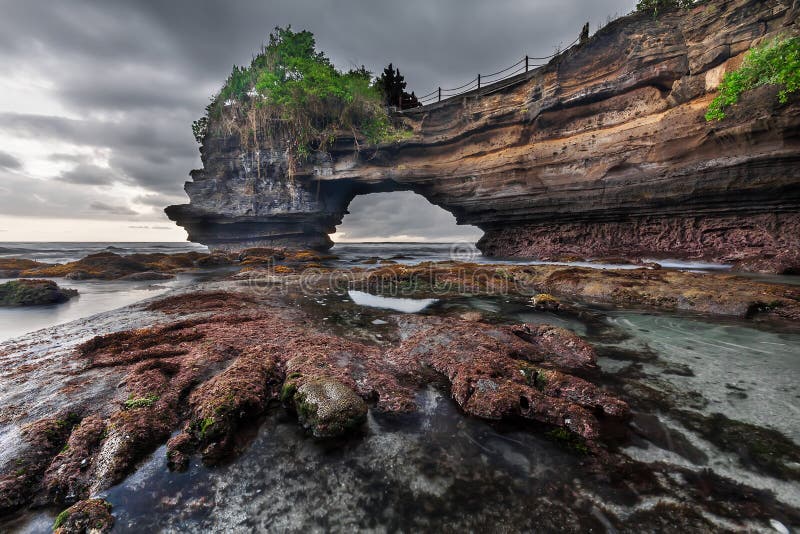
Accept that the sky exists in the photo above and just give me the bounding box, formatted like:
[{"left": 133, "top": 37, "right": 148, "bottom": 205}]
[{"left": 0, "top": 0, "right": 636, "bottom": 243}]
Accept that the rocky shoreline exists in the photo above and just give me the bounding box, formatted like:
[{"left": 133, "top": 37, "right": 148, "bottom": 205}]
[{"left": 0, "top": 250, "right": 799, "bottom": 531}]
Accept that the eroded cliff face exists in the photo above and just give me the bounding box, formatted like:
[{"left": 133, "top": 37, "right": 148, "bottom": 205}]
[{"left": 167, "top": 0, "right": 800, "bottom": 271}]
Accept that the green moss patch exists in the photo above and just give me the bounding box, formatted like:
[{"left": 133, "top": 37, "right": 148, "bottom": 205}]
[
  {"left": 0, "top": 279, "right": 77, "bottom": 307},
  {"left": 123, "top": 394, "right": 159, "bottom": 410}
]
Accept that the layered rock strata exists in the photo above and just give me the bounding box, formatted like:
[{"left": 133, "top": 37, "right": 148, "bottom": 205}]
[{"left": 167, "top": 0, "right": 800, "bottom": 270}]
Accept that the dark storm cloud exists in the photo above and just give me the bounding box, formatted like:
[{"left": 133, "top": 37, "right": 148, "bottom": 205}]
[
  {"left": 0, "top": 112, "right": 196, "bottom": 195},
  {"left": 89, "top": 201, "right": 139, "bottom": 216},
  {"left": 0, "top": 151, "right": 22, "bottom": 171},
  {"left": 0, "top": 0, "right": 636, "bottom": 235},
  {"left": 56, "top": 164, "right": 115, "bottom": 185},
  {"left": 0, "top": 170, "right": 142, "bottom": 220}
]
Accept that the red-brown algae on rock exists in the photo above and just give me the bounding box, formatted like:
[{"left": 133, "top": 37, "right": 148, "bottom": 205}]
[
  {"left": 172, "top": 345, "right": 280, "bottom": 465},
  {"left": 52, "top": 498, "right": 114, "bottom": 534},
  {"left": 39, "top": 415, "right": 107, "bottom": 506},
  {"left": 0, "top": 413, "right": 80, "bottom": 515},
  {"left": 386, "top": 317, "right": 629, "bottom": 440}
]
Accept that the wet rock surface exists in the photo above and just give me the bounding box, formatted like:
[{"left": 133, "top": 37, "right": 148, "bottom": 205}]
[
  {"left": 52, "top": 498, "right": 114, "bottom": 534},
  {"left": 339, "top": 261, "right": 800, "bottom": 321},
  {"left": 0, "top": 280, "right": 78, "bottom": 307},
  {"left": 0, "top": 256, "right": 798, "bottom": 531},
  {"left": 292, "top": 378, "right": 368, "bottom": 438},
  {"left": 0, "top": 281, "right": 628, "bottom": 521}
]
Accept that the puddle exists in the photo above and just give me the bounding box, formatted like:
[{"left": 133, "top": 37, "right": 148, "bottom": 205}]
[{"left": 347, "top": 290, "right": 437, "bottom": 313}]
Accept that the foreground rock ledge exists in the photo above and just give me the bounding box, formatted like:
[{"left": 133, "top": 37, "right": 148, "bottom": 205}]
[
  {"left": 0, "top": 284, "right": 628, "bottom": 519},
  {"left": 167, "top": 0, "right": 800, "bottom": 273},
  {"left": 1, "top": 259, "right": 799, "bottom": 528}
]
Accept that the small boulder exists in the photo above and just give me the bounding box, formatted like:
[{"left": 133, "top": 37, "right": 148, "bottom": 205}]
[
  {"left": 292, "top": 378, "right": 368, "bottom": 438},
  {"left": 0, "top": 279, "right": 78, "bottom": 306},
  {"left": 531, "top": 293, "right": 560, "bottom": 311},
  {"left": 53, "top": 498, "right": 114, "bottom": 534},
  {"left": 64, "top": 271, "right": 92, "bottom": 281}
]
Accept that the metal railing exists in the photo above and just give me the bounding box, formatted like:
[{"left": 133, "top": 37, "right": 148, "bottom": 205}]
[{"left": 410, "top": 36, "right": 582, "bottom": 109}]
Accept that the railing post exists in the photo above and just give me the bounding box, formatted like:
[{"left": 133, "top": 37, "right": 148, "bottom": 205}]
[
  {"left": 438, "top": 87, "right": 441, "bottom": 102},
  {"left": 525, "top": 55, "right": 529, "bottom": 72},
  {"left": 477, "top": 74, "right": 481, "bottom": 89}
]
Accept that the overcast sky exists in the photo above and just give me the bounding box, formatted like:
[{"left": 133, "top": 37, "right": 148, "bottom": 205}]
[{"left": 0, "top": 0, "right": 636, "bottom": 243}]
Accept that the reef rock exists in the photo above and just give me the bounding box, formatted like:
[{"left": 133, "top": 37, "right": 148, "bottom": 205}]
[
  {"left": 167, "top": 0, "right": 800, "bottom": 272},
  {"left": 53, "top": 498, "right": 114, "bottom": 534},
  {"left": 291, "top": 378, "right": 368, "bottom": 438},
  {"left": 0, "top": 279, "right": 77, "bottom": 307}
]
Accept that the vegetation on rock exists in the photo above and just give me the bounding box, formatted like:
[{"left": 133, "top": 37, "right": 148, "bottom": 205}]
[
  {"left": 291, "top": 378, "right": 368, "bottom": 438},
  {"left": 123, "top": 394, "right": 159, "bottom": 410},
  {"left": 635, "top": 0, "right": 694, "bottom": 17},
  {"left": 197, "top": 26, "right": 411, "bottom": 167},
  {"left": 0, "top": 279, "right": 77, "bottom": 307},
  {"left": 52, "top": 499, "right": 114, "bottom": 534},
  {"left": 0, "top": 258, "right": 47, "bottom": 278},
  {"left": 376, "top": 63, "right": 419, "bottom": 109},
  {"left": 706, "top": 36, "right": 800, "bottom": 121}
]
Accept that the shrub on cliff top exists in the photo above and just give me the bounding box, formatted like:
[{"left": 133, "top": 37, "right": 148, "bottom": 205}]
[
  {"left": 198, "top": 27, "right": 407, "bottom": 168},
  {"left": 636, "top": 0, "right": 694, "bottom": 17},
  {"left": 706, "top": 36, "right": 800, "bottom": 121}
]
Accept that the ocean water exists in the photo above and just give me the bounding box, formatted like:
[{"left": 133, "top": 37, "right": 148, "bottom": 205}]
[
  {"left": 0, "top": 274, "right": 203, "bottom": 342},
  {"left": 0, "top": 242, "right": 208, "bottom": 264},
  {"left": 0, "top": 243, "right": 209, "bottom": 343}
]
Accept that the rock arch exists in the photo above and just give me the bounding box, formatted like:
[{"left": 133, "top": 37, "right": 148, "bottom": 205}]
[{"left": 167, "top": 0, "right": 800, "bottom": 271}]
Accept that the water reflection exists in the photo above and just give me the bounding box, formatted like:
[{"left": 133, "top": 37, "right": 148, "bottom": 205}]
[{"left": 347, "top": 290, "right": 437, "bottom": 313}]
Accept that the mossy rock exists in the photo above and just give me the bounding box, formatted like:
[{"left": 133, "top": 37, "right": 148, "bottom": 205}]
[
  {"left": 531, "top": 293, "right": 560, "bottom": 311},
  {"left": 292, "top": 378, "right": 367, "bottom": 438},
  {"left": 0, "top": 279, "right": 78, "bottom": 307},
  {"left": 53, "top": 498, "right": 114, "bottom": 533}
]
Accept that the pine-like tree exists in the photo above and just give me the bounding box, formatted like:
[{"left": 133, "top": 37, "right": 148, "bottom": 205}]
[{"left": 376, "top": 64, "right": 418, "bottom": 109}]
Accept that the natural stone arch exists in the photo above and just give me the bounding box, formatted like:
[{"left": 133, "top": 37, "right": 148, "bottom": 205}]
[
  {"left": 167, "top": 0, "right": 800, "bottom": 272},
  {"left": 333, "top": 190, "right": 484, "bottom": 243}
]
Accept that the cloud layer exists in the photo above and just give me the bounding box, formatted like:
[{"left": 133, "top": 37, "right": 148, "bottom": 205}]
[{"left": 0, "top": 0, "right": 636, "bottom": 242}]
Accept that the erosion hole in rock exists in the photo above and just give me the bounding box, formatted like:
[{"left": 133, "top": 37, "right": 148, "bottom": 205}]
[{"left": 332, "top": 191, "right": 483, "bottom": 244}]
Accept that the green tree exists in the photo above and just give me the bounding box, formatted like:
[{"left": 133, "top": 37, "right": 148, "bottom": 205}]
[
  {"left": 198, "top": 27, "right": 409, "bottom": 161},
  {"left": 636, "top": 0, "right": 694, "bottom": 17},
  {"left": 376, "top": 64, "right": 419, "bottom": 109}
]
